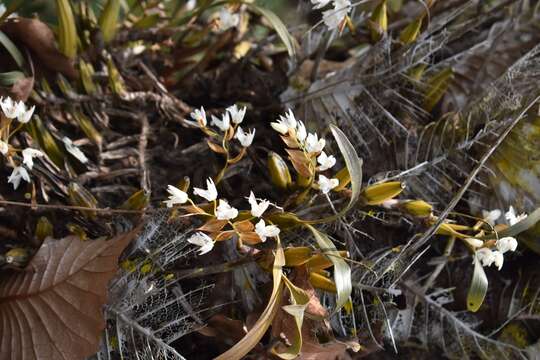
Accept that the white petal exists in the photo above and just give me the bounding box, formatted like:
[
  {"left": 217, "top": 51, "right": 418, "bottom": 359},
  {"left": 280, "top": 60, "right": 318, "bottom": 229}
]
[
  {"left": 496, "top": 237, "right": 518, "bottom": 253},
  {"left": 318, "top": 174, "right": 339, "bottom": 194},
  {"left": 63, "top": 137, "right": 88, "bottom": 163},
  {"left": 164, "top": 185, "right": 188, "bottom": 207},
  {"left": 317, "top": 151, "right": 336, "bottom": 171},
  {"left": 193, "top": 178, "right": 218, "bottom": 201},
  {"left": 248, "top": 191, "right": 270, "bottom": 218},
  {"left": 17, "top": 105, "right": 35, "bottom": 123},
  {"left": 492, "top": 251, "right": 504, "bottom": 270},
  {"left": 464, "top": 238, "right": 484, "bottom": 248},
  {"left": 271, "top": 121, "right": 288, "bottom": 135},
  {"left": 216, "top": 199, "right": 238, "bottom": 220},
  {"left": 22, "top": 148, "right": 44, "bottom": 170},
  {"left": 0, "top": 140, "right": 8, "bottom": 155}
]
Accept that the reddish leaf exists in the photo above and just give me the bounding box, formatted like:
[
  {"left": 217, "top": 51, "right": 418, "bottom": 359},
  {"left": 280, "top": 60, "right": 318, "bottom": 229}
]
[
  {"left": 1, "top": 18, "right": 77, "bottom": 79},
  {"left": 0, "top": 229, "right": 139, "bottom": 359}
]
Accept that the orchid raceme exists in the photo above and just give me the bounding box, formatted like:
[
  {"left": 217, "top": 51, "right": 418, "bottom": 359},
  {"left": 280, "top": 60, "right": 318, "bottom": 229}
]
[
  {"left": 164, "top": 185, "right": 189, "bottom": 207},
  {"left": 227, "top": 104, "right": 246, "bottom": 124},
  {"left": 63, "top": 137, "right": 89, "bottom": 163},
  {"left": 235, "top": 127, "right": 255, "bottom": 147},
  {"left": 187, "top": 232, "right": 215, "bottom": 255},
  {"left": 215, "top": 199, "right": 238, "bottom": 220},
  {"left": 248, "top": 191, "right": 270, "bottom": 217},
  {"left": 318, "top": 174, "right": 339, "bottom": 194},
  {"left": 317, "top": 151, "right": 336, "bottom": 171},
  {"left": 193, "top": 178, "right": 218, "bottom": 201},
  {"left": 255, "top": 219, "right": 280, "bottom": 242},
  {"left": 22, "top": 148, "right": 44, "bottom": 170},
  {"left": 7, "top": 166, "right": 30, "bottom": 189}
]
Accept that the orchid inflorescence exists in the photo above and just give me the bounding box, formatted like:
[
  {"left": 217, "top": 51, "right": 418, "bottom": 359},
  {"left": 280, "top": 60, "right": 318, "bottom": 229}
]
[{"left": 0, "top": 96, "right": 88, "bottom": 190}]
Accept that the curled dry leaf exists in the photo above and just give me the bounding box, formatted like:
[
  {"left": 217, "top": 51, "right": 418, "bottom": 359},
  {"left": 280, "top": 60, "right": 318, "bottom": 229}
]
[
  {"left": 0, "top": 18, "right": 77, "bottom": 79},
  {"left": 0, "top": 228, "right": 139, "bottom": 360}
]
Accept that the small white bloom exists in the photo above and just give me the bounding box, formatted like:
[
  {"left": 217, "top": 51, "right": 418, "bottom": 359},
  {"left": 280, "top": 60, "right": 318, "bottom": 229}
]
[
  {"left": 505, "top": 206, "right": 527, "bottom": 225},
  {"left": 271, "top": 109, "right": 297, "bottom": 135},
  {"left": 193, "top": 178, "right": 218, "bottom": 202},
  {"left": 475, "top": 248, "right": 495, "bottom": 267},
  {"left": 311, "top": 0, "right": 332, "bottom": 9},
  {"left": 188, "top": 106, "right": 207, "bottom": 127},
  {"left": 317, "top": 151, "right": 336, "bottom": 171},
  {"left": 227, "top": 104, "right": 246, "bottom": 124},
  {"left": 22, "top": 148, "right": 44, "bottom": 170},
  {"left": 323, "top": 0, "right": 351, "bottom": 29},
  {"left": 211, "top": 112, "right": 231, "bottom": 132},
  {"left": 17, "top": 105, "right": 35, "bottom": 123},
  {"left": 63, "top": 137, "right": 88, "bottom": 163},
  {"left": 296, "top": 120, "right": 307, "bottom": 143},
  {"left": 164, "top": 185, "right": 189, "bottom": 207},
  {"left": 216, "top": 199, "right": 238, "bottom": 220},
  {"left": 248, "top": 191, "right": 270, "bottom": 218},
  {"left": 235, "top": 127, "right": 255, "bottom": 147},
  {"left": 7, "top": 166, "right": 30, "bottom": 189},
  {"left": 0, "top": 97, "right": 23, "bottom": 119},
  {"left": 482, "top": 209, "right": 501, "bottom": 226},
  {"left": 496, "top": 237, "right": 518, "bottom": 253},
  {"left": 218, "top": 7, "right": 239, "bottom": 31},
  {"left": 464, "top": 238, "right": 484, "bottom": 248},
  {"left": 0, "top": 140, "right": 8, "bottom": 155},
  {"left": 255, "top": 219, "right": 280, "bottom": 242},
  {"left": 188, "top": 232, "right": 215, "bottom": 255},
  {"left": 318, "top": 174, "right": 339, "bottom": 194},
  {"left": 492, "top": 250, "right": 504, "bottom": 270},
  {"left": 305, "top": 133, "right": 325, "bottom": 153}
]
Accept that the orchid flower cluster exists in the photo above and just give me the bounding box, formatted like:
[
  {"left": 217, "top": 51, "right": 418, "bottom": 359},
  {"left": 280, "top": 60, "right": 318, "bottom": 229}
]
[
  {"left": 271, "top": 109, "right": 339, "bottom": 195},
  {"left": 0, "top": 96, "right": 88, "bottom": 190},
  {"left": 311, "top": 0, "right": 352, "bottom": 29},
  {"left": 164, "top": 177, "right": 279, "bottom": 255},
  {"left": 186, "top": 104, "right": 254, "bottom": 181},
  {"left": 464, "top": 206, "right": 526, "bottom": 270}
]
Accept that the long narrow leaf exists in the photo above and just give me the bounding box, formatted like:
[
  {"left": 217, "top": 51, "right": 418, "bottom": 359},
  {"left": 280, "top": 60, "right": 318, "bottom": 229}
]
[
  {"left": 467, "top": 256, "right": 488, "bottom": 312},
  {"left": 247, "top": 4, "right": 296, "bottom": 57},
  {"left": 0, "top": 31, "right": 24, "bottom": 67}
]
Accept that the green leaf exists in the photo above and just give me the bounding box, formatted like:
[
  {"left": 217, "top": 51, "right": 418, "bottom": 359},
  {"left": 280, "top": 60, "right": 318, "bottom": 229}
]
[
  {"left": 0, "top": 31, "right": 24, "bottom": 68},
  {"left": 215, "top": 237, "right": 285, "bottom": 360},
  {"left": 467, "top": 256, "right": 488, "bottom": 312},
  {"left": 56, "top": 0, "right": 78, "bottom": 58},
  {"left": 99, "top": 0, "right": 121, "bottom": 43},
  {"left": 247, "top": 4, "right": 296, "bottom": 57},
  {"left": 0, "top": 71, "right": 25, "bottom": 86},
  {"left": 305, "top": 224, "right": 351, "bottom": 313}
]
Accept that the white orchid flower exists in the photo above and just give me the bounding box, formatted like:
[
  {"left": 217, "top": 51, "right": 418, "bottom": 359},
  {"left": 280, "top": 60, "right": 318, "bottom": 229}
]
[
  {"left": 0, "top": 97, "right": 22, "bottom": 119},
  {"left": 505, "top": 206, "right": 527, "bottom": 225},
  {"left": 63, "top": 137, "right": 89, "bottom": 163},
  {"left": 492, "top": 250, "right": 504, "bottom": 270},
  {"left": 296, "top": 120, "right": 307, "bottom": 143},
  {"left": 305, "top": 133, "right": 325, "bottom": 153},
  {"left": 187, "top": 106, "right": 207, "bottom": 127},
  {"left": 496, "top": 237, "right": 518, "bottom": 253},
  {"left": 7, "top": 166, "right": 30, "bottom": 189},
  {"left": 318, "top": 174, "right": 339, "bottom": 194},
  {"left": 227, "top": 104, "right": 246, "bottom": 124},
  {"left": 22, "top": 148, "right": 44, "bottom": 170},
  {"left": 218, "top": 7, "right": 240, "bottom": 31},
  {"left": 17, "top": 104, "right": 35, "bottom": 123},
  {"left": 248, "top": 191, "right": 270, "bottom": 218},
  {"left": 188, "top": 232, "right": 215, "bottom": 255},
  {"left": 317, "top": 151, "right": 336, "bottom": 171},
  {"left": 193, "top": 177, "right": 218, "bottom": 202},
  {"left": 0, "top": 140, "right": 8, "bottom": 155},
  {"left": 211, "top": 112, "right": 231, "bottom": 132},
  {"left": 164, "top": 185, "right": 189, "bottom": 207},
  {"left": 475, "top": 248, "right": 495, "bottom": 267},
  {"left": 215, "top": 199, "right": 238, "bottom": 220},
  {"left": 323, "top": 0, "right": 351, "bottom": 29},
  {"left": 482, "top": 209, "right": 501, "bottom": 226},
  {"left": 235, "top": 127, "right": 255, "bottom": 147},
  {"left": 255, "top": 219, "right": 280, "bottom": 242},
  {"left": 271, "top": 109, "right": 297, "bottom": 135}
]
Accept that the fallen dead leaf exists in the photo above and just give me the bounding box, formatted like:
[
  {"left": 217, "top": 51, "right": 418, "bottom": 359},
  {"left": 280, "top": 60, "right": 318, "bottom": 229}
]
[{"left": 0, "top": 228, "right": 139, "bottom": 359}]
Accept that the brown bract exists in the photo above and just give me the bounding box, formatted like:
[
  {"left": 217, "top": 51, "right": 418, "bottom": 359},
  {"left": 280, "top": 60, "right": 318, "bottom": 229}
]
[{"left": 0, "top": 228, "right": 138, "bottom": 360}]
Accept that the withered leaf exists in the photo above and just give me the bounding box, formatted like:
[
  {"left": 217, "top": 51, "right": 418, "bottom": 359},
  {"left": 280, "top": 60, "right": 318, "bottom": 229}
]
[
  {"left": 0, "top": 229, "right": 138, "bottom": 360},
  {"left": 198, "top": 218, "right": 228, "bottom": 232},
  {"left": 0, "top": 18, "right": 77, "bottom": 79}
]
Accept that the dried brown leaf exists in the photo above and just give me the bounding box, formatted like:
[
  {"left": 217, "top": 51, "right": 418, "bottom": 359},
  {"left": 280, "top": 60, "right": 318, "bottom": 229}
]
[{"left": 0, "top": 229, "right": 138, "bottom": 359}]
